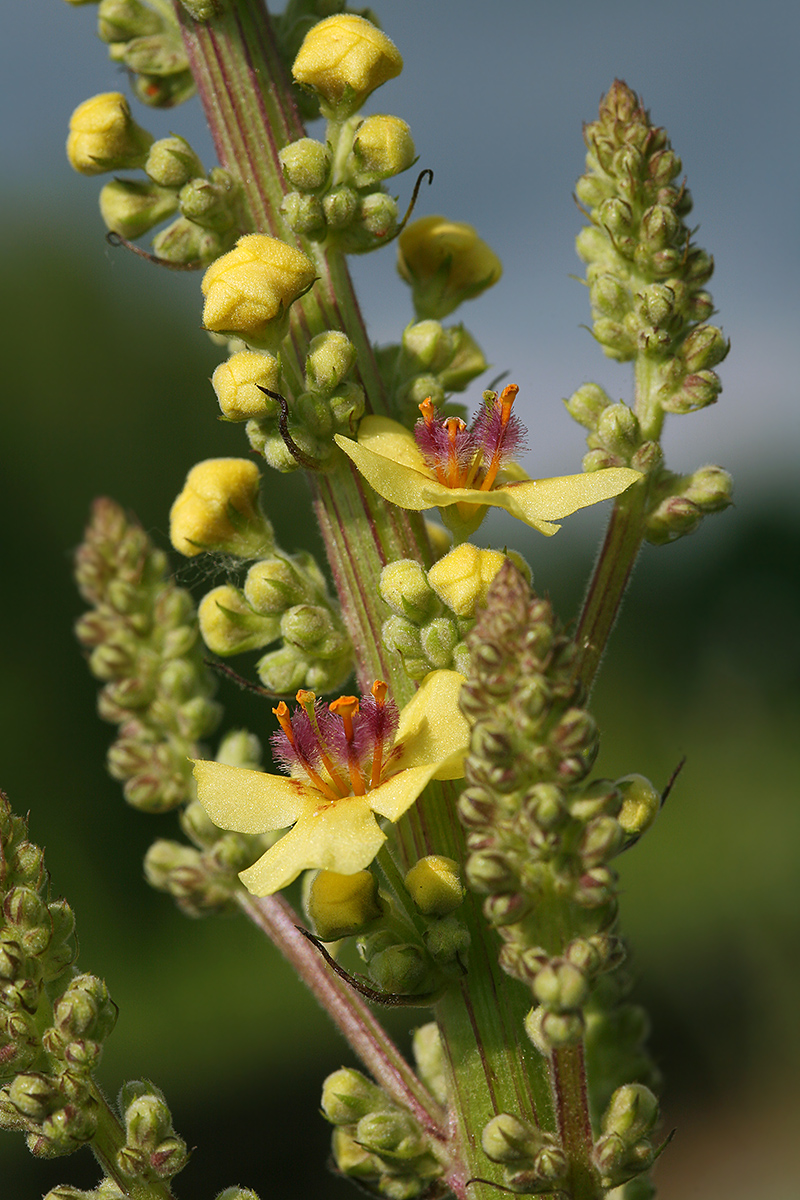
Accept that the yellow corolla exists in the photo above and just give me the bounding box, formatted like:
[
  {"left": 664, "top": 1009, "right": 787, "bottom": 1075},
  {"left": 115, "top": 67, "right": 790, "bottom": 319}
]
[
  {"left": 193, "top": 671, "right": 469, "bottom": 896},
  {"left": 334, "top": 385, "right": 641, "bottom": 539}
]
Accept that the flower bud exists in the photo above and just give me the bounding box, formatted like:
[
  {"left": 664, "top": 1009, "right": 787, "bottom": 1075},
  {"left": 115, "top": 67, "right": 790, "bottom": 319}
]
[
  {"left": 198, "top": 586, "right": 280, "bottom": 655},
  {"left": 466, "top": 850, "right": 517, "bottom": 894},
  {"left": 481, "top": 1112, "right": 541, "bottom": 1163},
  {"left": 323, "top": 185, "right": 358, "bottom": 229},
  {"left": 349, "top": 115, "right": 415, "bottom": 186},
  {"left": 680, "top": 324, "right": 729, "bottom": 371},
  {"left": 255, "top": 645, "right": 309, "bottom": 694},
  {"left": 590, "top": 273, "right": 630, "bottom": 319},
  {"left": 367, "top": 942, "right": 427, "bottom": 994},
  {"left": 328, "top": 381, "right": 365, "bottom": 431},
  {"left": 601, "top": 1083, "right": 659, "bottom": 1143},
  {"left": 355, "top": 1109, "right": 426, "bottom": 1161},
  {"left": 533, "top": 960, "right": 589, "bottom": 1012},
  {"left": 152, "top": 216, "right": 224, "bottom": 265},
  {"left": 645, "top": 495, "right": 701, "bottom": 544},
  {"left": 412, "top": 1023, "right": 448, "bottom": 1105},
  {"left": 397, "top": 216, "right": 502, "bottom": 320},
  {"left": 661, "top": 368, "right": 722, "bottom": 414},
  {"left": 405, "top": 856, "right": 464, "bottom": 916},
  {"left": 120, "top": 1081, "right": 172, "bottom": 1149},
  {"left": 357, "top": 191, "right": 398, "bottom": 241},
  {"left": 306, "top": 870, "right": 381, "bottom": 941},
  {"left": 179, "top": 170, "right": 237, "bottom": 232},
  {"left": 145, "top": 134, "right": 203, "bottom": 188},
  {"left": 201, "top": 234, "right": 316, "bottom": 349},
  {"left": 379, "top": 560, "right": 437, "bottom": 623},
  {"left": 169, "top": 458, "right": 273, "bottom": 558},
  {"left": 279, "top": 138, "right": 331, "bottom": 191},
  {"left": 281, "top": 191, "right": 326, "bottom": 237},
  {"left": 280, "top": 604, "right": 347, "bottom": 658},
  {"left": 565, "top": 382, "right": 613, "bottom": 431},
  {"left": 419, "top": 617, "right": 459, "bottom": 669},
  {"left": 244, "top": 556, "right": 312, "bottom": 615},
  {"left": 616, "top": 774, "right": 660, "bottom": 837},
  {"left": 67, "top": 93, "right": 153, "bottom": 176},
  {"left": 305, "top": 330, "right": 357, "bottom": 393},
  {"left": 331, "top": 1125, "right": 384, "bottom": 1179},
  {"left": 99, "top": 179, "right": 178, "bottom": 239},
  {"left": 595, "top": 403, "right": 640, "bottom": 459},
  {"left": 321, "top": 1067, "right": 389, "bottom": 1125},
  {"left": 427, "top": 544, "right": 512, "bottom": 618},
  {"left": 97, "top": 0, "right": 161, "bottom": 42},
  {"left": 292, "top": 15, "right": 403, "bottom": 118},
  {"left": 683, "top": 464, "right": 733, "bottom": 512},
  {"left": 212, "top": 350, "right": 281, "bottom": 421}
]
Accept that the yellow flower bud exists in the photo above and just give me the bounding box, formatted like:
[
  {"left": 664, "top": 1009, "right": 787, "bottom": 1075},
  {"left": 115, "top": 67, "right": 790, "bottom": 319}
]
[
  {"left": 66, "top": 92, "right": 153, "bottom": 176},
  {"left": 169, "top": 458, "right": 273, "bottom": 558},
  {"left": 292, "top": 14, "right": 403, "bottom": 117},
  {"left": 350, "top": 115, "right": 416, "bottom": 185},
  {"left": 198, "top": 585, "right": 280, "bottom": 656},
  {"left": 397, "top": 215, "right": 502, "bottom": 320},
  {"left": 306, "top": 869, "right": 381, "bottom": 941},
  {"left": 427, "top": 544, "right": 508, "bottom": 618},
  {"left": 405, "top": 855, "right": 464, "bottom": 916},
  {"left": 201, "top": 234, "right": 316, "bottom": 349},
  {"left": 211, "top": 350, "right": 282, "bottom": 421}
]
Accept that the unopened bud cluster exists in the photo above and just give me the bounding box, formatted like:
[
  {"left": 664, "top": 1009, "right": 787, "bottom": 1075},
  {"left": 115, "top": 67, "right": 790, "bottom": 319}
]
[
  {"left": 238, "top": 330, "right": 365, "bottom": 471},
  {"left": 374, "top": 319, "right": 488, "bottom": 425},
  {"left": 576, "top": 81, "right": 727, "bottom": 395},
  {"left": 95, "top": 0, "right": 194, "bottom": 108},
  {"left": 481, "top": 1111, "right": 568, "bottom": 1195},
  {"left": 592, "top": 1084, "right": 661, "bottom": 1190},
  {"left": 458, "top": 563, "right": 660, "bottom": 1053},
  {"left": 321, "top": 1067, "right": 443, "bottom": 1198},
  {"left": 75, "top": 498, "right": 222, "bottom": 813},
  {"left": 380, "top": 545, "right": 530, "bottom": 680}
]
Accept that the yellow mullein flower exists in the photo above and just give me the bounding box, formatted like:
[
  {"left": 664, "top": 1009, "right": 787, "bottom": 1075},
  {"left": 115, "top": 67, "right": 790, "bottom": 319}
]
[
  {"left": 292, "top": 15, "right": 403, "bottom": 117},
  {"left": 335, "top": 385, "right": 642, "bottom": 540},
  {"left": 193, "top": 671, "right": 469, "bottom": 896},
  {"left": 201, "top": 234, "right": 316, "bottom": 349},
  {"left": 66, "top": 92, "right": 153, "bottom": 176}
]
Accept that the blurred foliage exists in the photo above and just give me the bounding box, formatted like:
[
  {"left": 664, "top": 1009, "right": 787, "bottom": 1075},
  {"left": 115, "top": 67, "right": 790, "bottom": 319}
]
[{"left": 1, "top": 215, "right": 798, "bottom": 1197}]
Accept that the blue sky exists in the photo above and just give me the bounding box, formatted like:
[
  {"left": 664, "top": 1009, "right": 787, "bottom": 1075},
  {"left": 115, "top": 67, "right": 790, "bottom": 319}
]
[{"left": 4, "top": 0, "right": 798, "bottom": 494}]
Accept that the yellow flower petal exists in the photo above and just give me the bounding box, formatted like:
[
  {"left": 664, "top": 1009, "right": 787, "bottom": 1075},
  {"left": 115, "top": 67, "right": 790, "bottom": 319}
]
[
  {"left": 392, "top": 669, "right": 470, "bottom": 779},
  {"left": 239, "top": 796, "right": 386, "bottom": 895},
  {"left": 366, "top": 761, "right": 444, "bottom": 823},
  {"left": 192, "top": 760, "right": 314, "bottom": 834}
]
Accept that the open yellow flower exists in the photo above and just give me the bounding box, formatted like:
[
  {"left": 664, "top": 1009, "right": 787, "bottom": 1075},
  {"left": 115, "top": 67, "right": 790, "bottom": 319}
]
[
  {"left": 335, "top": 385, "right": 641, "bottom": 540},
  {"left": 193, "top": 671, "right": 469, "bottom": 896}
]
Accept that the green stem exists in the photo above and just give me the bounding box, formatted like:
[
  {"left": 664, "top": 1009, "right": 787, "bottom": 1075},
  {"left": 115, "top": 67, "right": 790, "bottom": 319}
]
[{"left": 89, "top": 1085, "right": 175, "bottom": 1200}]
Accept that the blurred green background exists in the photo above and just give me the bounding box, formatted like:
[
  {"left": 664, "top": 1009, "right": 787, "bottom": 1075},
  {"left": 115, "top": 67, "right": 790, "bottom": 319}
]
[{"left": 2, "top": 1, "right": 799, "bottom": 1197}]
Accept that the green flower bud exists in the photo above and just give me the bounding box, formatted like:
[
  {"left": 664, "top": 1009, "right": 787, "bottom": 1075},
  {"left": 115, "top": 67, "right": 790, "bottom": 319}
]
[
  {"left": 419, "top": 617, "right": 459, "bottom": 668},
  {"left": 321, "top": 1067, "right": 389, "bottom": 1125},
  {"left": 614, "top": 774, "right": 661, "bottom": 839},
  {"left": 331, "top": 1125, "right": 384, "bottom": 1179},
  {"left": 245, "top": 556, "right": 313, "bottom": 614},
  {"left": 481, "top": 1112, "right": 541, "bottom": 1163},
  {"left": 565, "top": 382, "right": 613, "bottom": 431},
  {"left": 296, "top": 390, "right": 334, "bottom": 436},
  {"left": 122, "top": 32, "right": 189, "bottom": 78},
  {"left": 152, "top": 216, "right": 223, "bottom": 265},
  {"left": 601, "top": 1083, "right": 659, "bottom": 1143},
  {"left": 592, "top": 318, "right": 636, "bottom": 360},
  {"left": 423, "top": 915, "right": 469, "bottom": 963},
  {"left": 355, "top": 1109, "right": 426, "bottom": 1161},
  {"left": 7, "top": 1073, "right": 60, "bottom": 1121},
  {"left": 199, "top": 585, "right": 280, "bottom": 655},
  {"left": 328, "top": 381, "right": 366, "bottom": 430},
  {"left": 307, "top": 870, "right": 381, "bottom": 941},
  {"left": 683, "top": 464, "right": 733, "bottom": 512},
  {"left": 279, "top": 138, "right": 331, "bottom": 192},
  {"left": 595, "top": 403, "right": 640, "bottom": 459},
  {"left": 639, "top": 203, "right": 680, "bottom": 250},
  {"left": 590, "top": 273, "right": 630, "bottom": 319},
  {"left": 280, "top": 191, "right": 326, "bottom": 236},
  {"left": 400, "top": 320, "right": 446, "bottom": 370},
  {"left": 645, "top": 495, "right": 701, "bottom": 544},
  {"left": 215, "top": 729, "right": 263, "bottom": 771},
  {"left": 281, "top": 604, "right": 348, "bottom": 658},
  {"left": 466, "top": 850, "right": 517, "bottom": 894},
  {"left": 255, "top": 644, "right": 309, "bottom": 694},
  {"left": 98, "top": 0, "right": 162, "bottom": 42},
  {"left": 436, "top": 327, "right": 488, "bottom": 392},
  {"left": 349, "top": 115, "right": 415, "bottom": 186},
  {"left": 533, "top": 960, "right": 589, "bottom": 1012},
  {"left": 411, "top": 1023, "right": 448, "bottom": 1106},
  {"left": 120, "top": 1081, "right": 172, "bottom": 1149},
  {"left": 214, "top": 1190, "right": 262, "bottom": 1200},
  {"left": 405, "top": 856, "right": 464, "bottom": 917},
  {"left": 367, "top": 943, "right": 428, "bottom": 995},
  {"left": 382, "top": 614, "right": 423, "bottom": 660},
  {"left": 305, "top": 330, "right": 357, "bottom": 393},
  {"left": 358, "top": 191, "right": 398, "bottom": 240},
  {"left": 52, "top": 975, "right": 117, "bottom": 1045},
  {"left": 680, "top": 324, "right": 729, "bottom": 371},
  {"left": 179, "top": 169, "right": 237, "bottom": 232},
  {"left": 579, "top": 815, "right": 624, "bottom": 863},
  {"left": 99, "top": 179, "right": 178, "bottom": 239},
  {"left": 145, "top": 135, "right": 203, "bottom": 187},
  {"left": 397, "top": 373, "right": 445, "bottom": 411},
  {"left": 323, "top": 185, "right": 358, "bottom": 229}
]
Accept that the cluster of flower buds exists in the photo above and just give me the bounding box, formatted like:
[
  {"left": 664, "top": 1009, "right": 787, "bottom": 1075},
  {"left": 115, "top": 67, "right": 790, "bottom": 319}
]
[
  {"left": 584, "top": 970, "right": 661, "bottom": 1131},
  {"left": 481, "top": 1110, "right": 568, "bottom": 1195},
  {"left": 0, "top": 793, "right": 189, "bottom": 1189},
  {"left": 321, "top": 1067, "right": 444, "bottom": 1198},
  {"left": 575, "top": 80, "right": 727, "bottom": 400},
  {"left": 644, "top": 463, "right": 734, "bottom": 545},
  {"left": 380, "top": 544, "right": 531, "bottom": 681},
  {"left": 90, "top": 0, "right": 195, "bottom": 108},
  {"left": 75, "top": 498, "right": 222, "bottom": 813},
  {"left": 458, "top": 562, "right": 661, "bottom": 1054},
  {"left": 145, "top": 731, "right": 275, "bottom": 918},
  {"left": 66, "top": 88, "right": 240, "bottom": 262},
  {"left": 224, "top": 330, "right": 365, "bottom": 471},
  {"left": 592, "top": 1083, "right": 661, "bottom": 1191},
  {"left": 374, "top": 319, "right": 488, "bottom": 425}
]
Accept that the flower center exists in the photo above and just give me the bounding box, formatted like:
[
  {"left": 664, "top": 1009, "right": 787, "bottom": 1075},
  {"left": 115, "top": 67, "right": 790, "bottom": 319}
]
[
  {"left": 271, "top": 680, "right": 399, "bottom": 801},
  {"left": 413, "top": 384, "right": 525, "bottom": 490}
]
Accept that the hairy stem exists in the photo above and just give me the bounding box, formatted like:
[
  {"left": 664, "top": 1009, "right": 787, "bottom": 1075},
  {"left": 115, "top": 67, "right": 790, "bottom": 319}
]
[{"left": 89, "top": 1087, "right": 175, "bottom": 1200}]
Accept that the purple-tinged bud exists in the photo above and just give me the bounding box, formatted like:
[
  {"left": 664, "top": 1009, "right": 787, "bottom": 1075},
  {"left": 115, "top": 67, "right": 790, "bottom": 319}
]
[
  {"left": 466, "top": 851, "right": 517, "bottom": 894},
  {"left": 683, "top": 464, "right": 733, "bottom": 513},
  {"left": 681, "top": 324, "right": 729, "bottom": 371},
  {"left": 483, "top": 892, "right": 530, "bottom": 927},
  {"left": 575, "top": 865, "right": 617, "bottom": 908},
  {"left": 579, "top": 816, "right": 624, "bottom": 864},
  {"left": 640, "top": 205, "right": 680, "bottom": 250},
  {"left": 648, "top": 149, "right": 682, "bottom": 186},
  {"left": 645, "top": 495, "right": 701, "bottom": 544}
]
